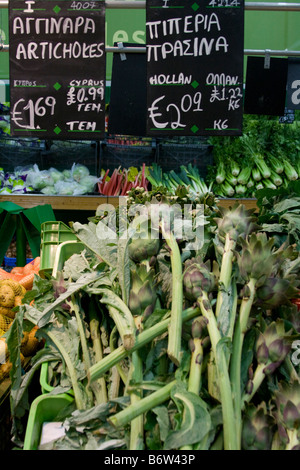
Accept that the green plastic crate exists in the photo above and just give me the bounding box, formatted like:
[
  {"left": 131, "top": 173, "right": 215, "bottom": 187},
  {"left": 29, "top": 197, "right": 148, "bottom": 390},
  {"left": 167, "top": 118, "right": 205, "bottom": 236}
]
[
  {"left": 39, "top": 221, "right": 77, "bottom": 276},
  {"left": 23, "top": 393, "right": 75, "bottom": 450},
  {"left": 40, "top": 361, "right": 52, "bottom": 394},
  {"left": 52, "top": 240, "right": 85, "bottom": 278},
  {"left": 40, "top": 240, "right": 85, "bottom": 393}
]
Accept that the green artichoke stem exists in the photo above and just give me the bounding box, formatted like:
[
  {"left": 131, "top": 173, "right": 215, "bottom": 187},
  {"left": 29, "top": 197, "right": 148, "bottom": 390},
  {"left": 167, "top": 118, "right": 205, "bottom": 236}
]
[
  {"left": 230, "top": 277, "right": 256, "bottom": 447},
  {"left": 129, "top": 350, "right": 144, "bottom": 450},
  {"left": 188, "top": 337, "right": 204, "bottom": 395},
  {"left": 286, "top": 429, "right": 299, "bottom": 450},
  {"left": 89, "top": 297, "right": 108, "bottom": 404},
  {"left": 68, "top": 294, "right": 94, "bottom": 408},
  {"left": 88, "top": 307, "right": 201, "bottom": 384},
  {"left": 180, "top": 338, "right": 204, "bottom": 451},
  {"left": 89, "top": 317, "right": 108, "bottom": 404},
  {"left": 215, "top": 233, "right": 236, "bottom": 319},
  {"left": 107, "top": 304, "right": 135, "bottom": 351},
  {"left": 161, "top": 224, "right": 183, "bottom": 366},
  {"left": 198, "top": 291, "right": 239, "bottom": 450},
  {"left": 109, "top": 380, "right": 176, "bottom": 429},
  {"left": 109, "top": 325, "right": 128, "bottom": 385},
  {"left": 241, "top": 362, "right": 266, "bottom": 408}
]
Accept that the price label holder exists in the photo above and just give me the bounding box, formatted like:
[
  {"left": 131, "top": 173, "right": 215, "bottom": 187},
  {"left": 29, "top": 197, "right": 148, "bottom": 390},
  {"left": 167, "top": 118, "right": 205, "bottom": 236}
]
[
  {"left": 9, "top": 0, "right": 106, "bottom": 139},
  {"left": 244, "top": 56, "right": 288, "bottom": 116},
  {"left": 146, "top": 0, "right": 245, "bottom": 137},
  {"left": 108, "top": 43, "right": 147, "bottom": 136}
]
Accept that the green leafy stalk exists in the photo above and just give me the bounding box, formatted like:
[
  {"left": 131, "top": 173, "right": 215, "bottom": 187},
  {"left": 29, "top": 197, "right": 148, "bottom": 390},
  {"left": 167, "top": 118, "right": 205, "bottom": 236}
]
[
  {"left": 45, "top": 329, "right": 86, "bottom": 410},
  {"left": 215, "top": 232, "right": 236, "bottom": 319},
  {"left": 97, "top": 288, "right": 136, "bottom": 350},
  {"left": 109, "top": 325, "right": 128, "bottom": 385},
  {"left": 69, "top": 295, "right": 91, "bottom": 369},
  {"left": 129, "top": 351, "right": 144, "bottom": 450},
  {"left": 180, "top": 338, "right": 204, "bottom": 451},
  {"left": 230, "top": 277, "right": 256, "bottom": 445},
  {"left": 198, "top": 291, "right": 238, "bottom": 450},
  {"left": 161, "top": 224, "right": 183, "bottom": 366},
  {"left": 241, "top": 362, "right": 266, "bottom": 408},
  {"left": 109, "top": 380, "right": 176, "bottom": 429},
  {"left": 88, "top": 297, "right": 108, "bottom": 404},
  {"left": 88, "top": 307, "right": 200, "bottom": 383},
  {"left": 286, "top": 429, "right": 299, "bottom": 450},
  {"left": 188, "top": 338, "right": 204, "bottom": 396},
  {"left": 67, "top": 294, "right": 94, "bottom": 407}
]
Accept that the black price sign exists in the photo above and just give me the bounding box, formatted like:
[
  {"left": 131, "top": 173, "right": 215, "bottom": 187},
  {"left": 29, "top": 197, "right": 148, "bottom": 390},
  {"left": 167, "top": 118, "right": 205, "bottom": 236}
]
[
  {"left": 9, "top": 0, "right": 106, "bottom": 139},
  {"left": 146, "top": 0, "right": 245, "bottom": 136}
]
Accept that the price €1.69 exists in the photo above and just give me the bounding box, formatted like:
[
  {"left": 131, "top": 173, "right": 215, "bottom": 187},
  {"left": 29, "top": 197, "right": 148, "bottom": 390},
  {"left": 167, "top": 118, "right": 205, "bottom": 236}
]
[{"left": 11, "top": 96, "right": 56, "bottom": 130}]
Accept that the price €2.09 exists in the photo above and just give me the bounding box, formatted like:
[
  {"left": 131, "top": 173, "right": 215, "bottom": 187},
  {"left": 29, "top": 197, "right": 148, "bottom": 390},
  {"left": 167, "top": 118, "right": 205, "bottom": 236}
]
[
  {"left": 148, "top": 92, "right": 203, "bottom": 130},
  {"left": 11, "top": 96, "right": 56, "bottom": 130}
]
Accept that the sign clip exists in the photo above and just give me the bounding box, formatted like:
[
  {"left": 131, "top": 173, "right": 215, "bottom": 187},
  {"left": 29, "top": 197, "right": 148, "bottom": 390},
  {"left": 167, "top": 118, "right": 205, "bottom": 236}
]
[
  {"left": 117, "top": 42, "right": 127, "bottom": 61},
  {"left": 264, "top": 49, "right": 271, "bottom": 69}
]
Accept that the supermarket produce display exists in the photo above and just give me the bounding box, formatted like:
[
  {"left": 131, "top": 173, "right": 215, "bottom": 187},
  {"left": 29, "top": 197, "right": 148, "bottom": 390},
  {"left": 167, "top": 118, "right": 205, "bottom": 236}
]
[
  {"left": 0, "top": 163, "right": 101, "bottom": 196},
  {"left": 1, "top": 114, "right": 299, "bottom": 201},
  {"left": 0, "top": 0, "right": 300, "bottom": 455},
  {"left": 206, "top": 115, "right": 300, "bottom": 198},
  {"left": 0, "top": 185, "right": 299, "bottom": 450}
]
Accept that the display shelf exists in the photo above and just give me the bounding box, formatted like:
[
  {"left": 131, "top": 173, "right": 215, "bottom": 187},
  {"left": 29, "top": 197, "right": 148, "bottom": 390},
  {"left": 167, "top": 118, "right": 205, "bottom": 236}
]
[{"left": 0, "top": 194, "right": 258, "bottom": 211}]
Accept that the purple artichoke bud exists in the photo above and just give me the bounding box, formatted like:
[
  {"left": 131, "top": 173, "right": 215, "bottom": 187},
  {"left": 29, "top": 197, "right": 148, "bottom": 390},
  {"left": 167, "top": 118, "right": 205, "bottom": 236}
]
[
  {"left": 237, "top": 233, "right": 278, "bottom": 287},
  {"left": 189, "top": 338, "right": 196, "bottom": 353},
  {"left": 246, "top": 379, "right": 254, "bottom": 395},
  {"left": 263, "top": 361, "right": 282, "bottom": 375},
  {"left": 268, "top": 338, "right": 290, "bottom": 363},
  {"left": 191, "top": 316, "right": 208, "bottom": 339},
  {"left": 242, "top": 403, "right": 275, "bottom": 450},
  {"left": 255, "top": 320, "right": 291, "bottom": 369},
  {"left": 274, "top": 381, "right": 300, "bottom": 431},
  {"left": 52, "top": 273, "right": 68, "bottom": 299},
  {"left": 128, "top": 290, "right": 142, "bottom": 316},
  {"left": 255, "top": 277, "right": 300, "bottom": 309},
  {"left": 213, "top": 204, "right": 260, "bottom": 242},
  {"left": 256, "top": 337, "right": 269, "bottom": 365},
  {"left": 183, "top": 257, "right": 215, "bottom": 301},
  {"left": 128, "top": 266, "right": 157, "bottom": 319}
]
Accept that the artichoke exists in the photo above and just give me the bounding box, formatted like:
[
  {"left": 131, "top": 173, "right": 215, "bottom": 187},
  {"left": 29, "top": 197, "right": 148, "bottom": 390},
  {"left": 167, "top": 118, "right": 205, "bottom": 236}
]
[
  {"left": 213, "top": 203, "right": 260, "bottom": 243},
  {"left": 128, "top": 234, "right": 161, "bottom": 264},
  {"left": 255, "top": 319, "right": 291, "bottom": 372},
  {"left": 255, "top": 276, "right": 300, "bottom": 310},
  {"left": 272, "top": 381, "right": 300, "bottom": 449},
  {"left": 183, "top": 256, "right": 216, "bottom": 301},
  {"left": 237, "top": 233, "right": 279, "bottom": 288},
  {"left": 242, "top": 403, "right": 275, "bottom": 450},
  {"left": 191, "top": 315, "right": 208, "bottom": 340},
  {"left": 128, "top": 264, "right": 157, "bottom": 321}
]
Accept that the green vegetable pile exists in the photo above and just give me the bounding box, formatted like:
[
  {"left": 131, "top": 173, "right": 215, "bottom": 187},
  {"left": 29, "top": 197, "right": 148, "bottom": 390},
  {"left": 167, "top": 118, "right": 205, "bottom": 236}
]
[
  {"left": 5, "top": 186, "right": 300, "bottom": 451},
  {"left": 207, "top": 116, "right": 300, "bottom": 198}
]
